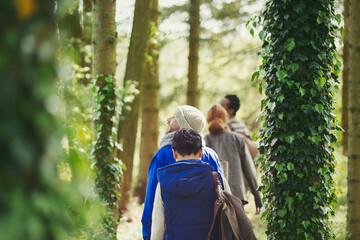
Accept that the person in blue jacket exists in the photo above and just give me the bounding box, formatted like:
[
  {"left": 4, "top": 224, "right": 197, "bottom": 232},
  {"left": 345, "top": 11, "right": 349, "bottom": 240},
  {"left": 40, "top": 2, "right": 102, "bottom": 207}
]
[
  {"left": 141, "top": 105, "right": 224, "bottom": 240},
  {"left": 151, "top": 129, "right": 219, "bottom": 240}
]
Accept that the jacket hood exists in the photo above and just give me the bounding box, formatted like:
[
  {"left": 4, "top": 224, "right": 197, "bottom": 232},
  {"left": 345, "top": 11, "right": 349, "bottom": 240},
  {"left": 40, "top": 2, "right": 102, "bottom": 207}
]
[{"left": 157, "top": 159, "right": 214, "bottom": 197}]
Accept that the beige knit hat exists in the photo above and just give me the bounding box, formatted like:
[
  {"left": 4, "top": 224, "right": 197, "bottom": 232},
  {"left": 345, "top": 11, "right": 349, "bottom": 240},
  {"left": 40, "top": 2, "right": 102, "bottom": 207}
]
[{"left": 174, "top": 105, "right": 206, "bottom": 133}]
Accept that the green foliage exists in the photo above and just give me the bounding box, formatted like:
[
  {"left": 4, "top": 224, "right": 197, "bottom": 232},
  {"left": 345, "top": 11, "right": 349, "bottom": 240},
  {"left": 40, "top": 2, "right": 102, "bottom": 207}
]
[
  {"left": 253, "top": 0, "right": 341, "bottom": 239},
  {"left": 0, "top": 0, "right": 106, "bottom": 239},
  {"left": 92, "top": 73, "right": 122, "bottom": 237}
]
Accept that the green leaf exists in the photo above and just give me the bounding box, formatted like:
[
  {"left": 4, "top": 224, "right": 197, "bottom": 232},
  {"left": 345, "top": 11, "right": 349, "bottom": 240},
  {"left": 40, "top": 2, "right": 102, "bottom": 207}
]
[
  {"left": 315, "top": 104, "right": 324, "bottom": 113},
  {"left": 287, "top": 162, "right": 294, "bottom": 171},
  {"left": 258, "top": 82, "right": 263, "bottom": 94},
  {"left": 297, "top": 131, "right": 304, "bottom": 138},
  {"left": 289, "top": 63, "right": 299, "bottom": 73},
  {"left": 334, "top": 14, "right": 341, "bottom": 25},
  {"left": 340, "top": 26, "right": 344, "bottom": 36},
  {"left": 300, "top": 87, "right": 306, "bottom": 96},
  {"left": 284, "top": 38, "right": 296, "bottom": 52},
  {"left": 310, "top": 88, "right": 317, "bottom": 96},
  {"left": 251, "top": 71, "right": 259, "bottom": 81},
  {"left": 278, "top": 113, "right": 283, "bottom": 120},
  {"left": 276, "top": 163, "right": 284, "bottom": 172},
  {"left": 278, "top": 209, "right": 287, "bottom": 217},
  {"left": 250, "top": 28, "right": 254, "bottom": 37},
  {"left": 296, "top": 192, "right": 304, "bottom": 200},
  {"left": 259, "top": 30, "right": 265, "bottom": 41},
  {"left": 302, "top": 220, "right": 310, "bottom": 229},
  {"left": 276, "top": 94, "right": 285, "bottom": 103},
  {"left": 286, "top": 197, "right": 294, "bottom": 212},
  {"left": 314, "top": 77, "right": 326, "bottom": 88},
  {"left": 285, "top": 135, "right": 294, "bottom": 144},
  {"left": 269, "top": 102, "right": 276, "bottom": 112},
  {"left": 276, "top": 70, "right": 287, "bottom": 80}
]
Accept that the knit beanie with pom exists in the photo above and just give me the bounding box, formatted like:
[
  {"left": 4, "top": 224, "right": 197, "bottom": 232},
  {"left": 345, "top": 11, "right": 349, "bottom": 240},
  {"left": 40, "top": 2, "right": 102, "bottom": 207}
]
[{"left": 174, "top": 105, "right": 206, "bottom": 133}]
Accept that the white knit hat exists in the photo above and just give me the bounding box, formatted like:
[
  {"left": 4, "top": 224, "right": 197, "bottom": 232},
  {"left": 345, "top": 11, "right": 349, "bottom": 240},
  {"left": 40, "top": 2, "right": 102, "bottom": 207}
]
[{"left": 174, "top": 105, "right": 206, "bottom": 133}]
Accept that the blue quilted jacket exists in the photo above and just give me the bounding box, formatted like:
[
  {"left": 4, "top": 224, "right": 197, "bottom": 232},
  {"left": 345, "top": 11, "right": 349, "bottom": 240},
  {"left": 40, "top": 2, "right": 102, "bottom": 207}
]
[{"left": 158, "top": 159, "right": 218, "bottom": 240}]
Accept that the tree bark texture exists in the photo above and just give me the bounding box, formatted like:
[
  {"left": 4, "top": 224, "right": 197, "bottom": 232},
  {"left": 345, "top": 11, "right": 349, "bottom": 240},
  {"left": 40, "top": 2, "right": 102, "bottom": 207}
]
[
  {"left": 117, "top": 0, "right": 151, "bottom": 213},
  {"left": 187, "top": 0, "right": 200, "bottom": 108},
  {"left": 342, "top": 0, "right": 349, "bottom": 156},
  {"left": 134, "top": 0, "right": 160, "bottom": 204},
  {"left": 347, "top": 0, "right": 360, "bottom": 238},
  {"left": 92, "top": 0, "right": 118, "bottom": 232}
]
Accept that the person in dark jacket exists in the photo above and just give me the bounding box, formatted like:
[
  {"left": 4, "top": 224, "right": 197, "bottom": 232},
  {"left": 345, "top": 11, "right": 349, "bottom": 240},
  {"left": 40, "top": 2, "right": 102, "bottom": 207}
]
[
  {"left": 151, "top": 129, "right": 219, "bottom": 240},
  {"left": 142, "top": 105, "right": 225, "bottom": 240}
]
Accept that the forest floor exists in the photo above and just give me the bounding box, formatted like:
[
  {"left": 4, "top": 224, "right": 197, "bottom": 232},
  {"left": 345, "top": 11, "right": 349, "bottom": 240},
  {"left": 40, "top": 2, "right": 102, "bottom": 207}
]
[{"left": 117, "top": 151, "right": 347, "bottom": 240}]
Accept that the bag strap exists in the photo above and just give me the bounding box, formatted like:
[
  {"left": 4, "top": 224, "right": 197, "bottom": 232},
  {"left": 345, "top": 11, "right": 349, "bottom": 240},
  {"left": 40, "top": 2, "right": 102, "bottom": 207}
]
[{"left": 206, "top": 172, "right": 224, "bottom": 240}]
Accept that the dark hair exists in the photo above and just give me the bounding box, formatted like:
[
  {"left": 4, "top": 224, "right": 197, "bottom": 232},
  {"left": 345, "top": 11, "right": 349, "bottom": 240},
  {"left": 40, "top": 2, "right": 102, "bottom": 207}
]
[
  {"left": 225, "top": 94, "right": 240, "bottom": 116},
  {"left": 172, "top": 129, "right": 202, "bottom": 156}
]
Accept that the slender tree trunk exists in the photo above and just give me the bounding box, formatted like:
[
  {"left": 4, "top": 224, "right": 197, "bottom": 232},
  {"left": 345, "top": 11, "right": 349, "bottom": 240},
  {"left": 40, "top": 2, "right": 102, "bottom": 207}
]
[
  {"left": 92, "top": 0, "right": 118, "bottom": 235},
  {"left": 134, "top": 0, "right": 160, "bottom": 204},
  {"left": 342, "top": 0, "right": 350, "bottom": 156},
  {"left": 117, "top": 0, "right": 151, "bottom": 213},
  {"left": 187, "top": 0, "right": 200, "bottom": 108},
  {"left": 347, "top": 0, "right": 360, "bottom": 238},
  {"left": 80, "top": 0, "right": 93, "bottom": 85}
]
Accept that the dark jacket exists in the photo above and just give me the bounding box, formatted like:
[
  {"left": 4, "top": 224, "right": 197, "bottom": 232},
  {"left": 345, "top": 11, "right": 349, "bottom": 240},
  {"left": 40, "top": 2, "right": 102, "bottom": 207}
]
[
  {"left": 219, "top": 191, "right": 257, "bottom": 240},
  {"left": 142, "top": 132, "right": 224, "bottom": 240},
  {"left": 158, "top": 159, "right": 218, "bottom": 240}
]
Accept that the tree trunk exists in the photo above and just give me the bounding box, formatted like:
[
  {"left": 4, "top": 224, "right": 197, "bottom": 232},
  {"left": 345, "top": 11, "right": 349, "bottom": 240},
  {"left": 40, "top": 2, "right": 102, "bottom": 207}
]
[
  {"left": 187, "top": 0, "right": 200, "bottom": 108},
  {"left": 117, "top": 0, "right": 151, "bottom": 213},
  {"left": 342, "top": 0, "right": 349, "bottom": 156},
  {"left": 347, "top": 0, "right": 360, "bottom": 238},
  {"left": 80, "top": 0, "right": 93, "bottom": 85},
  {"left": 134, "top": 0, "right": 160, "bottom": 204},
  {"left": 92, "top": 0, "right": 118, "bottom": 236}
]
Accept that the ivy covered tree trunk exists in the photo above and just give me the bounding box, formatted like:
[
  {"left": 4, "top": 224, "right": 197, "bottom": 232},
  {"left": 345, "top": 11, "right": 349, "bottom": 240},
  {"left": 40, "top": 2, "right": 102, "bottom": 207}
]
[
  {"left": 342, "top": 0, "right": 349, "bottom": 156},
  {"left": 347, "top": 0, "right": 360, "bottom": 238},
  {"left": 258, "top": 1, "right": 340, "bottom": 239},
  {"left": 117, "top": 0, "right": 151, "bottom": 212},
  {"left": 134, "top": 0, "right": 160, "bottom": 204},
  {"left": 92, "top": 0, "right": 119, "bottom": 236},
  {"left": 187, "top": 0, "right": 200, "bottom": 108}
]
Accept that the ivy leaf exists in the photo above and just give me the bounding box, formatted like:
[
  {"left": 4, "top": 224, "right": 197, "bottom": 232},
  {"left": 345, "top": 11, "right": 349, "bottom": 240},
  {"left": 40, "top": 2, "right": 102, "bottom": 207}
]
[
  {"left": 287, "top": 162, "right": 295, "bottom": 171},
  {"left": 289, "top": 63, "right": 299, "bottom": 73},
  {"left": 285, "top": 135, "right": 294, "bottom": 144},
  {"left": 250, "top": 28, "right": 254, "bottom": 37},
  {"left": 310, "top": 88, "right": 317, "bottom": 96},
  {"left": 276, "top": 94, "right": 285, "bottom": 103},
  {"left": 300, "top": 87, "right": 306, "bottom": 96},
  {"left": 269, "top": 102, "right": 276, "bottom": 111},
  {"left": 296, "top": 192, "right": 304, "bottom": 200},
  {"left": 284, "top": 38, "right": 296, "bottom": 52},
  {"left": 278, "top": 209, "right": 287, "bottom": 217},
  {"left": 315, "top": 104, "right": 324, "bottom": 113},
  {"left": 251, "top": 71, "right": 259, "bottom": 81},
  {"left": 334, "top": 14, "right": 341, "bottom": 25},
  {"left": 314, "top": 77, "right": 326, "bottom": 88},
  {"left": 302, "top": 220, "right": 310, "bottom": 229},
  {"left": 340, "top": 26, "right": 344, "bottom": 36},
  {"left": 276, "top": 163, "right": 284, "bottom": 172},
  {"left": 286, "top": 197, "right": 294, "bottom": 212},
  {"left": 259, "top": 30, "right": 265, "bottom": 41},
  {"left": 278, "top": 112, "right": 283, "bottom": 120},
  {"left": 276, "top": 70, "right": 287, "bottom": 80},
  {"left": 259, "top": 82, "right": 263, "bottom": 94},
  {"left": 297, "top": 131, "right": 304, "bottom": 138}
]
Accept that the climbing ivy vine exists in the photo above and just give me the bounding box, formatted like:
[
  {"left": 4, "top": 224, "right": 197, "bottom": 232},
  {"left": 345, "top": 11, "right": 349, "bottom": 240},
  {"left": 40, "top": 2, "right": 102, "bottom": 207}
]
[
  {"left": 92, "top": 74, "right": 122, "bottom": 236},
  {"left": 251, "top": 0, "right": 342, "bottom": 239}
]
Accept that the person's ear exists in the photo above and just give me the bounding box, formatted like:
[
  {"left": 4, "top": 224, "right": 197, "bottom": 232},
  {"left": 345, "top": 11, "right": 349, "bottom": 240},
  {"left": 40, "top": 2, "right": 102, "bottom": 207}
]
[
  {"left": 228, "top": 109, "right": 234, "bottom": 116},
  {"left": 198, "top": 148, "right": 203, "bottom": 158},
  {"left": 172, "top": 149, "right": 178, "bottom": 160}
]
